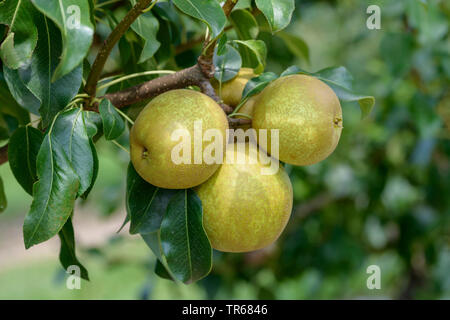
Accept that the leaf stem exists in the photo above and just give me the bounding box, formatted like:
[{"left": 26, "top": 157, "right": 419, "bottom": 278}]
[
  {"left": 114, "top": 107, "right": 135, "bottom": 125},
  {"left": 228, "top": 112, "right": 252, "bottom": 120},
  {"left": 97, "top": 70, "right": 176, "bottom": 92},
  {"left": 111, "top": 140, "right": 130, "bottom": 153},
  {"left": 84, "top": 0, "right": 155, "bottom": 100}
]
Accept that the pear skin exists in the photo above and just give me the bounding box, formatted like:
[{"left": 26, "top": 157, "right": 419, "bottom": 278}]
[
  {"left": 195, "top": 142, "right": 293, "bottom": 252},
  {"left": 212, "top": 68, "right": 256, "bottom": 107},
  {"left": 252, "top": 74, "right": 343, "bottom": 166},
  {"left": 130, "top": 89, "right": 229, "bottom": 189}
]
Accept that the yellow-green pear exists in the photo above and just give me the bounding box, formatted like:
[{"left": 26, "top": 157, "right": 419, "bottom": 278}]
[
  {"left": 252, "top": 74, "right": 343, "bottom": 166},
  {"left": 130, "top": 89, "right": 229, "bottom": 189},
  {"left": 212, "top": 68, "right": 256, "bottom": 107},
  {"left": 195, "top": 142, "right": 293, "bottom": 252}
]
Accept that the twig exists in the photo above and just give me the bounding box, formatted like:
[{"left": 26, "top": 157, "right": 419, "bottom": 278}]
[
  {"left": 197, "top": 0, "right": 238, "bottom": 76},
  {"left": 84, "top": 0, "right": 155, "bottom": 100},
  {"left": 104, "top": 64, "right": 233, "bottom": 113}
]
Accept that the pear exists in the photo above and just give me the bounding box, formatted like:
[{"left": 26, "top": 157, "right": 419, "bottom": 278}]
[
  {"left": 252, "top": 74, "right": 343, "bottom": 166},
  {"left": 195, "top": 142, "right": 293, "bottom": 252},
  {"left": 130, "top": 89, "right": 229, "bottom": 189},
  {"left": 211, "top": 68, "right": 256, "bottom": 107}
]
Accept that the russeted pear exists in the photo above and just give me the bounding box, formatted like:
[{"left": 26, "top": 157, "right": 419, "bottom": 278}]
[
  {"left": 195, "top": 142, "right": 293, "bottom": 252},
  {"left": 211, "top": 68, "right": 256, "bottom": 107},
  {"left": 252, "top": 74, "right": 343, "bottom": 166},
  {"left": 130, "top": 89, "right": 229, "bottom": 189}
]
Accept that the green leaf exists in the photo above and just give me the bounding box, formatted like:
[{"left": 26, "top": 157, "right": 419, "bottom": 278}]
[
  {"left": 229, "top": 9, "right": 259, "bottom": 40},
  {"left": 2, "top": 65, "right": 41, "bottom": 115},
  {"left": 126, "top": 163, "right": 176, "bottom": 235},
  {"left": 277, "top": 31, "right": 309, "bottom": 63},
  {"left": 0, "top": 0, "right": 39, "bottom": 69},
  {"left": 155, "top": 259, "right": 173, "bottom": 281},
  {"left": 130, "top": 2, "right": 160, "bottom": 63},
  {"left": 255, "top": 0, "right": 295, "bottom": 33},
  {"left": 160, "top": 189, "right": 212, "bottom": 284},
  {"left": 83, "top": 111, "right": 102, "bottom": 139},
  {"left": 233, "top": 40, "right": 267, "bottom": 74},
  {"left": 216, "top": 34, "right": 228, "bottom": 56},
  {"left": 58, "top": 217, "right": 89, "bottom": 280},
  {"left": 23, "top": 115, "right": 80, "bottom": 248},
  {"left": 0, "top": 176, "right": 7, "bottom": 213},
  {"left": 18, "top": 16, "right": 83, "bottom": 127},
  {"left": 172, "top": 0, "right": 226, "bottom": 39},
  {"left": 280, "top": 65, "right": 301, "bottom": 77},
  {"left": 98, "top": 99, "right": 125, "bottom": 140},
  {"left": 141, "top": 231, "right": 163, "bottom": 260},
  {"left": 31, "top": 0, "right": 94, "bottom": 81},
  {"left": 233, "top": 0, "right": 252, "bottom": 10},
  {"left": 241, "top": 72, "right": 278, "bottom": 100},
  {"left": 50, "top": 108, "right": 95, "bottom": 196},
  {"left": 141, "top": 230, "right": 176, "bottom": 281},
  {"left": 8, "top": 126, "right": 44, "bottom": 195},
  {"left": 214, "top": 44, "right": 242, "bottom": 83},
  {"left": 0, "top": 74, "right": 30, "bottom": 125}
]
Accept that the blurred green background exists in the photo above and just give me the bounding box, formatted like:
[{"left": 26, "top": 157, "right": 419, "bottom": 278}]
[{"left": 0, "top": 0, "right": 449, "bottom": 299}]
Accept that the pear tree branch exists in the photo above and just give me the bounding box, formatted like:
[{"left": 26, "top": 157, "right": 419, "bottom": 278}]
[
  {"left": 84, "top": 0, "right": 155, "bottom": 100},
  {"left": 102, "top": 0, "right": 240, "bottom": 115}
]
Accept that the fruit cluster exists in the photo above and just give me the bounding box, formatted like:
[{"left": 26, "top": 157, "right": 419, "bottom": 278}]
[{"left": 130, "top": 68, "right": 343, "bottom": 252}]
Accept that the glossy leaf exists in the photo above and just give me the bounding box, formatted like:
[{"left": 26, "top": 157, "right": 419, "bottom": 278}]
[
  {"left": 99, "top": 99, "right": 125, "bottom": 140},
  {"left": 0, "top": 74, "right": 30, "bottom": 125},
  {"left": 0, "top": 0, "right": 38, "bottom": 69},
  {"left": 31, "top": 0, "right": 94, "bottom": 81},
  {"left": 0, "top": 176, "right": 7, "bottom": 213},
  {"left": 155, "top": 260, "right": 173, "bottom": 281},
  {"left": 241, "top": 72, "right": 278, "bottom": 100},
  {"left": 277, "top": 31, "right": 309, "bottom": 63},
  {"left": 50, "top": 108, "right": 95, "bottom": 196},
  {"left": 229, "top": 9, "right": 259, "bottom": 40},
  {"left": 130, "top": 1, "right": 160, "bottom": 63},
  {"left": 2, "top": 65, "right": 41, "bottom": 115},
  {"left": 172, "top": 0, "right": 226, "bottom": 39},
  {"left": 83, "top": 111, "right": 102, "bottom": 139},
  {"left": 255, "top": 0, "right": 295, "bottom": 33},
  {"left": 280, "top": 65, "right": 301, "bottom": 77},
  {"left": 58, "top": 217, "right": 89, "bottom": 280},
  {"left": 22, "top": 16, "right": 82, "bottom": 127},
  {"left": 141, "top": 230, "right": 175, "bottom": 281},
  {"left": 8, "top": 126, "right": 44, "bottom": 195},
  {"left": 23, "top": 116, "right": 80, "bottom": 248},
  {"left": 160, "top": 189, "right": 212, "bottom": 284},
  {"left": 126, "top": 163, "right": 176, "bottom": 235},
  {"left": 214, "top": 44, "right": 242, "bottom": 83},
  {"left": 233, "top": 40, "right": 267, "bottom": 74}
]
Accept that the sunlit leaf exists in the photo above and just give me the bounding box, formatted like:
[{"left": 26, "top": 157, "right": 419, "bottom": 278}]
[
  {"left": 255, "top": 0, "right": 295, "bottom": 33},
  {"left": 31, "top": 0, "right": 94, "bottom": 81}
]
